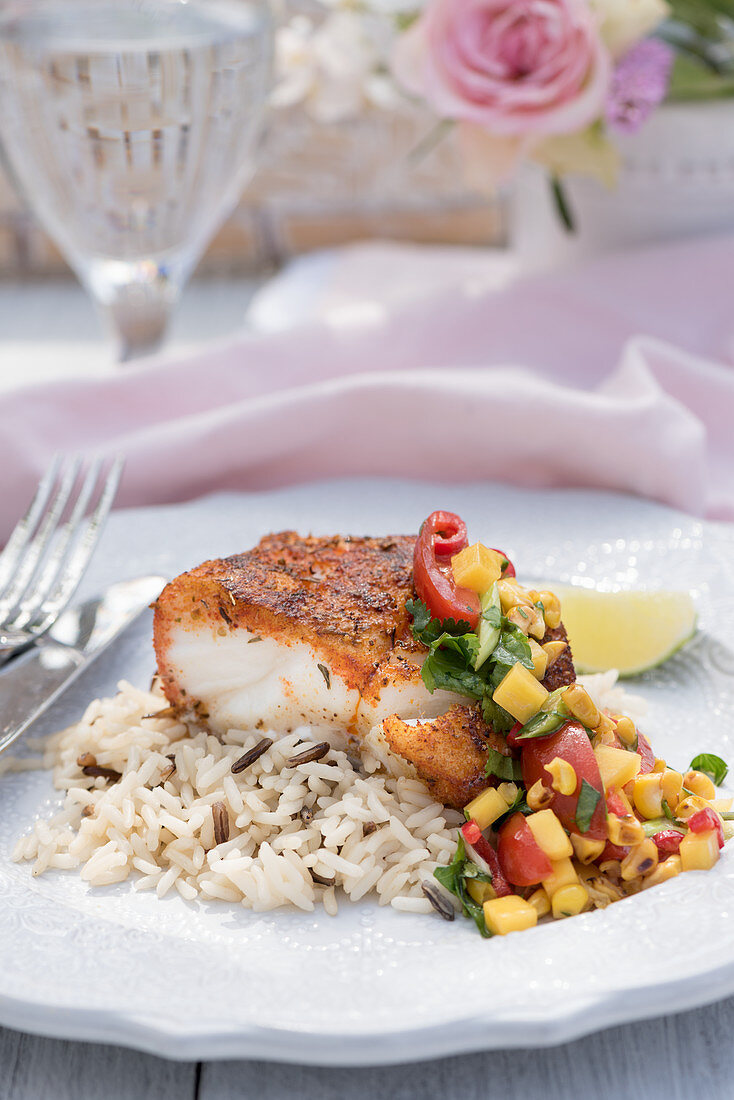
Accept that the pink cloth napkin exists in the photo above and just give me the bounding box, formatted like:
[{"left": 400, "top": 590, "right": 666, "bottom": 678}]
[{"left": 3, "top": 232, "right": 734, "bottom": 541}]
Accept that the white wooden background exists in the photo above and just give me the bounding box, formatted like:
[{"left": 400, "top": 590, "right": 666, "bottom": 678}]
[
  {"left": 4, "top": 996, "right": 734, "bottom": 1099},
  {"left": 3, "top": 274, "right": 733, "bottom": 1098}
]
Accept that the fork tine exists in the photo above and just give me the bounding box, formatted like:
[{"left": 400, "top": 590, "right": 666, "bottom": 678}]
[
  {"left": 19, "top": 455, "right": 124, "bottom": 636},
  {"left": 13, "top": 456, "right": 105, "bottom": 627},
  {"left": 0, "top": 455, "right": 83, "bottom": 612},
  {"left": 0, "top": 455, "right": 63, "bottom": 593}
]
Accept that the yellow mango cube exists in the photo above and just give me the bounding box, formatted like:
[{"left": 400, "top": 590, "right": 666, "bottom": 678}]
[
  {"left": 451, "top": 543, "right": 504, "bottom": 594},
  {"left": 570, "top": 834, "right": 606, "bottom": 864},
  {"left": 551, "top": 883, "right": 589, "bottom": 919},
  {"left": 711, "top": 798, "right": 733, "bottom": 812},
  {"left": 680, "top": 829, "right": 721, "bottom": 871},
  {"left": 594, "top": 745, "right": 642, "bottom": 790},
  {"left": 465, "top": 787, "right": 508, "bottom": 831},
  {"left": 541, "top": 856, "right": 579, "bottom": 897},
  {"left": 633, "top": 773, "right": 665, "bottom": 820},
  {"left": 483, "top": 895, "right": 538, "bottom": 935},
  {"left": 527, "top": 809, "right": 573, "bottom": 860},
  {"left": 492, "top": 663, "right": 549, "bottom": 725}
]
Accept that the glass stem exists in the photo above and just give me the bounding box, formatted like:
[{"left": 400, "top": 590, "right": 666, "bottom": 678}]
[{"left": 83, "top": 258, "right": 182, "bottom": 362}]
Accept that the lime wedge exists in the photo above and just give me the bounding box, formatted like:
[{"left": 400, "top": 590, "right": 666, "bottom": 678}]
[{"left": 549, "top": 586, "right": 698, "bottom": 677}]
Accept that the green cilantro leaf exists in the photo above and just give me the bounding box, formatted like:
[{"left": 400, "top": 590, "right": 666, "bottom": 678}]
[{"left": 575, "top": 779, "right": 602, "bottom": 834}]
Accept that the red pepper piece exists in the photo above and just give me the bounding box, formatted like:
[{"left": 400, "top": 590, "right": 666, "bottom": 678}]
[
  {"left": 688, "top": 807, "right": 725, "bottom": 848},
  {"left": 636, "top": 731, "right": 656, "bottom": 774},
  {"left": 652, "top": 829, "right": 683, "bottom": 855},
  {"left": 506, "top": 722, "right": 523, "bottom": 751},
  {"left": 413, "top": 511, "right": 480, "bottom": 629},
  {"left": 461, "top": 820, "right": 513, "bottom": 897},
  {"left": 601, "top": 841, "right": 630, "bottom": 862}
]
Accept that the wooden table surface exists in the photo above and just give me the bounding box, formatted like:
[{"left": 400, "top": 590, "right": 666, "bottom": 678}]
[
  {"left": 4, "top": 994, "right": 734, "bottom": 1099},
  {"left": 3, "top": 274, "right": 732, "bottom": 1099}
]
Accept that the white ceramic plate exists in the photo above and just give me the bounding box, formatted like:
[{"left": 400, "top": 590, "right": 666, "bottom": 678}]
[{"left": 2, "top": 479, "right": 734, "bottom": 1065}]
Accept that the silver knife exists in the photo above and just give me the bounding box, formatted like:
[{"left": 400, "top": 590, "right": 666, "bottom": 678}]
[{"left": 0, "top": 575, "right": 166, "bottom": 754}]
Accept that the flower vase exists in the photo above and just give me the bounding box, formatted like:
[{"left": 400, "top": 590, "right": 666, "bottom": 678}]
[{"left": 509, "top": 101, "right": 734, "bottom": 271}]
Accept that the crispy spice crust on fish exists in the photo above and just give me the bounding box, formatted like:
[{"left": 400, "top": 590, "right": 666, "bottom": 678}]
[
  {"left": 381, "top": 705, "right": 509, "bottom": 810},
  {"left": 541, "top": 625, "right": 576, "bottom": 692},
  {"left": 153, "top": 532, "right": 422, "bottom": 706}
]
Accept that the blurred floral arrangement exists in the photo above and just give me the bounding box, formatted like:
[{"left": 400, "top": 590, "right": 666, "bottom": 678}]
[{"left": 272, "top": 0, "right": 734, "bottom": 227}]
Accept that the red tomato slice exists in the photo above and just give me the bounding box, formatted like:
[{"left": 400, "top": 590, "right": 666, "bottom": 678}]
[
  {"left": 521, "top": 721, "right": 606, "bottom": 840},
  {"left": 489, "top": 547, "right": 516, "bottom": 579},
  {"left": 601, "top": 840, "right": 629, "bottom": 862},
  {"left": 497, "top": 813, "right": 553, "bottom": 887},
  {"left": 652, "top": 830, "right": 683, "bottom": 855}
]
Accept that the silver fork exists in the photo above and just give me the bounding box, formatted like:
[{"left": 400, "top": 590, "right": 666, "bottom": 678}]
[{"left": 0, "top": 455, "right": 124, "bottom": 667}]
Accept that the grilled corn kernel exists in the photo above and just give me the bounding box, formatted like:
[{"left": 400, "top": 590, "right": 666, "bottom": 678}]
[
  {"left": 528, "top": 639, "right": 549, "bottom": 681},
  {"left": 492, "top": 663, "right": 549, "bottom": 725},
  {"left": 483, "top": 895, "right": 538, "bottom": 935},
  {"left": 620, "top": 839, "right": 659, "bottom": 881},
  {"left": 526, "top": 809, "right": 574, "bottom": 861},
  {"left": 544, "top": 757, "right": 577, "bottom": 797},
  {"left": 551, "top": 883, "right": 589, "bottom": 918},
  {"left": 527, "top": 888, "right": 551, "bottom": 918},
  {"left": 633, "top": 773, "right": 665, "bottom": 820},
  {"left": 615, "top": 716, "right": 638, "bottom": 747},
  {"left": 607, "top": 813, "right": 645, "bottom": 847},
  {"left": 652, "top": 757, "right": 666, "bottom": 773},
  {"left": 643, "top": 855, "right": 682, "bottom": 889},
  {"left": 594, "top": 745, "right": 642, "bottom": 791},
  {"left": 570, "top": 834, "right": 606, "bottom": 865},
  {"left": 497, "top": 782, "right": 519, "bottom": 806},
  {"left": 541, "top": 857, "right": 579, "bottom": 897},
  {"left": 498, "top": 579, "right": 533, "bottom": 613},
  {"left": 562, "top": 684, "right": 601, "bottom": 729},
  {"left": 542, "top": 640, "right": 568, "bottom": 667},
  {"left": 683, "top": 770, "right": 717, "bottom": 801},
  {"left": 507, "top": 604, "right": 545, "bottom": 640},
  {"left": 451, "top": 543, "right": 504, "bottom": 594},
  {"left": 537, "top": 590, "right": 562, "bottom": 630},
  {"left": 527, "top": 779, "right": 554, "bottom": 811},
  {"left": 465, "top": 787, "right": 508, "bottom": 831},
  {"left": 680, "top": 829, "right": 721, "bottom": 871},
  {"left": 466, "top": 878, "right": 496, "bottom": 905},
  {"left": 676, "top": 794, "right": 710, "bottom": 820},
  {"left": 661, "top": 769, "right": 683, "bottom": 811}
]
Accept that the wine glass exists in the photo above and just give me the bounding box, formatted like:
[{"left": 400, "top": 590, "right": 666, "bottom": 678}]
[{"left": 0, "top": 0, "right": 272, "bottom": 360}]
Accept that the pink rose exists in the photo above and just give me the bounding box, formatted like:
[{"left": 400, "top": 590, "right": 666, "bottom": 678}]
[{"left": 393, "top": 0, "right": 611, "bottom": 138}]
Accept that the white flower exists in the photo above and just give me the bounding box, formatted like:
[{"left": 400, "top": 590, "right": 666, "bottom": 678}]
[
  {"left": 590, "top": 0, "right": 671, "bottom": 58},
  {"left": 272, "top": 9, "right": 402, "bottom": 122}
]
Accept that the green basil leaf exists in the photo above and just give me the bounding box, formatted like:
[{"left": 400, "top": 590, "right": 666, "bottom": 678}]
[
  {"left": 575, "top": 779, "right": 602, "bottom": 834},
  {"left": 484, "top": 748, "right": 523, "bottom": 782},
  {"left": 688, "top": 753, "right": 728, "bottom": 786}
]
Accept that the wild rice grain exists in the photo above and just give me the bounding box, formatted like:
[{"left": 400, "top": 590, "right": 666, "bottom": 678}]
[
  {"left": 231, "top": 738, "right": 273, "bottom": 774},
  {"left": 421, "top": 881, "right": 456, "bottom": 921},
  {"left": 212, "top": 801, "right": 230, "bottom": 846},
  {"left": 286, "top": 743, "right": 330, "bottom": 767},
  {"left": 82, "top": 765, "right": 122, "bottom": 783}
]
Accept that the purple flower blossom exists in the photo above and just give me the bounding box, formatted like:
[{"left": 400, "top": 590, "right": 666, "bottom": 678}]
[{"left": 605, "top": 39, "right": 675, "bottom": 136}]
